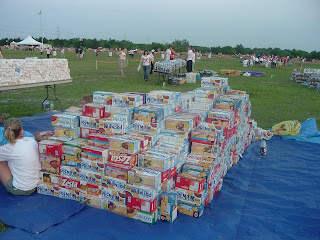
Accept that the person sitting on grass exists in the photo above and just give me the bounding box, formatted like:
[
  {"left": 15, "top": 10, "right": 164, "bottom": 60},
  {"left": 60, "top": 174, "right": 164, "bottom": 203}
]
[
  {"left": 81, "top": 94, "right": 93, "bottom": 107},
  {"left": 0, "top": 118, "right": 42, "bottom": 195}
]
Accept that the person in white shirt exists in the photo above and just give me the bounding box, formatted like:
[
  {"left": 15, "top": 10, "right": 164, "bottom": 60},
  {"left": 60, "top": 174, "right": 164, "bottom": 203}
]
[
  {"left": 192, "top": 48, "right": 196, "bottom": 72},
  {"left": 149, "top": 49, "right": 155, "bottom": 74},
  {"left": 186, "top": 46, "right": 193, "bottom": 72},
  {"left": 165, "top": 46, "right": 174, "bottom": 61},
  {"left": 139, "top": 50, "right": 151, "bottom": 81},
  {"left": 61, "top": 48, "right": 65, "bottom": 58},
  {"left": 46, "top": 48, "right": 51, "bottom": 58},
  {"left": 0, "top": 118, "right": 41, "bottom": 195},
  {"left": 117, "top": 48, "right": 127, "bottom": 76}
]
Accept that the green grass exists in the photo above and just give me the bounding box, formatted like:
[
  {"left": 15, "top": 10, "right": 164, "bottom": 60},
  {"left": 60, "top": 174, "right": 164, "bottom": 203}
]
[{"left": 0, "top": 49, "right": 319, "bottom": 234}]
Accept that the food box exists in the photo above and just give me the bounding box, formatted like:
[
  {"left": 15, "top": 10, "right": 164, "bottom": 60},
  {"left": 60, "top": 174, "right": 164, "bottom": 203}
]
[
  {"left": 81, "top": 158, "right": 105, "bottom": 174},
  {"left": 158, "top": 191, "right": 178, "bottom": 223},
  {"left": 175, "top": 188, "right": 207, "bottom": 205},
  {"left": 79, "top": 169, "right": 102, "bottom": 186},
  {"left": 165, "top": 118, "right": 194, "bottom": 132},
  {"left": 122, "top": 92, "right": 146, "bottom": 105},
  {"left": 104, "top": 113, "right": 131, "bottom": 123},
  {"left": 80, "top": 116, "right": 100, "bottom": 130},
  {"left": 131, "top": 120, "right": 163, "bottom": 135},
  {"left": 61, "top": 153, "right": 81, "bottom": 168},
  {"left": 80, "top": 193, "right": 102, "bottom": 209},
  {"left": 215, "top": 97, "right": 241, "bottom": 111},
  {"left": 128, "top": 167, "right": 161, "bottom": 192},
  {"left": 54, "top": 126, "right": 81, "bottom": 139},
  {"left": 40, "top": 154, "right": 61, "bottom": 174},
  {"left": 201, "top": 77, "right": 227, "bottom": 88},
  {"left": 63, "top": 139, "right": 87, "bottom": 155},
  {"left": 80, "top": 181, "right": 102, "bottom": 197},
  {"left": 59, "top": 188, "right": 80, "bottom": 201},
  {"left": 59, "top": 176, "right": 80, "bottom": 191},
  {"left": 37, "top": 183, "right": 60, "bottom": 197},
  {"left": 80, "top": 128, "right": 100, "bottom": 139},
  {"left": 154, "top": 142, "right": 188, "bottom": 157},
  {"left": 126, "top": 194, "right": 157, "bottom": 213},
  {"left": 51, "top": 114, "right": 79, "bottom": 128},
  {"left": 104, "top": 163, "right": 133, "bottom": 181},
  {"left": 126, "top": 208, "right": 158, "bottom": 224},
  {"left": 112, "top": 93, "right": 141, "bottom": 108},
  {"left": 102, "top": 176, "right": 126, "bottom": 192},
  {"left": 81, "top": 145, "right": 109, "bottom": 163},
  {"left": 190, "top": 129, "right": 219, "bottom": 145},
  {"left": 104, "top": 105, "right": 133, "bottom": 120},
  {"left": 39, "top": 131, "right": 54, "bottom": 140},
  {"left": 126, "top": 184, "right": 158, "bottom": 201},
  {"left": 101, "top": 198, "right": 127, "bottom": 216},
  {"left": 146, "top": 92, "right": 173, "bottom": 105},
  {"left": 87, "top": 133, "right": 110, "bottom": 149},
  {"left": 138, "top": 151, "right": 171, "bottom": 172},
  {"left": 109, "top": 135, "right": 141, "bottom": 154},
  {"left": 60, "top": 165, "right": 80, "bottom": 179},
  {"left": 193, "top": 87, "right": 218, "bottom": 99},
  {"left": 134, "top": 105, "right": 165, "bottom": 123},
  {"left": 181, "top": 164, "right": 212, "bottom": 181},
  {"left": 82, "top": 103, "right": 105, "bottom": 119},
  {"left": 93, "top": 91, "right": 114, "bottom": 105},
  {"left": 102, "top": 188, "right": 126, "bottom": 205},
  {"left": 99, "top": 119, "right": 129, "bottom": 134},
  {"left": 38, "top": 140, "right": 63, "bottom": 156},
  {"left": 177, "top": 200, "right": 204, "bottom": 218},
  {"left": 191, "top": 142, "right": 219, "bottom": 156},
  {"left": 126, "top": 131, "right": 157, "bottom": 148},
  {"left": 175, "top": 173, "right": 206, "bottom": 193},
  {"left": 108, "top": 150, "right": 138, "bottom": 167},
  {"left": 39, "top": 172, "right": 60, "bottom": 185}
]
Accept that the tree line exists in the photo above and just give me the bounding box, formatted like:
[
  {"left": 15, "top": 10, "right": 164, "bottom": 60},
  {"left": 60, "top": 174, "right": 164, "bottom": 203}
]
[{"left": 1, "top": 37, "right": 319, "bottom": 60}]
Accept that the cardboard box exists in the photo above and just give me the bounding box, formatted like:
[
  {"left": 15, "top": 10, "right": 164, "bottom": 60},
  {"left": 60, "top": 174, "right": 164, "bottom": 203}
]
[
  {"left": 175, "top": 173, "right": 206, "bottom": 193},
  {"left": 134, "top": 105, "right": 165, "bottom": 123},
  {"left": 81, "top": 158, "right": 105, "bottom": 174},
  {"left": 128, "top": 167, "right": 161, "bottom": 192},
  {"left": 80, "top": 128, "right": 100, "bottom": 139},
  {"left": 38, "top": 140, "right": 63, "bottom": 156},
  {"left": 102, "top": 188, "right": 126, "bottom": 205},
  {"left": 93, "top": 91, "right": 114, "bottom": 105},
  {"left": 61, "top": 153, "right": 81, "bottom": 168},
  {"left": 87, "top": 133, "right": 110, "bottom": 149},
  {"left": 109, "top": 135, "right": 141, "bottom": 155},
  {"left": 112, "top": 93, "right": 141, "bottom": 108},
  {"left": 79, "top": 169, "right": 102, "bottom": 186},
  {"left": 60, "top": 165, "right": 80, "bottom": 179},
  {"left": 37, "top": 183, "right": 60, "bottom": 197},
  {"left": 99, "top": 119, "right": 129, "bottom": 134},
  {"left": 158, "top": 192, "right": 178, "bottom": 223},
  {"left": 138, "top": 151, "right": 171, "bottom": 172},
  {"left": 126, "top": 208, "right": 158, "bottom": 224},
  {"left": 101, "top": 199, "right": 127, "bottom": 216},
  {"left": 80, "top": 193, "right": 102, "bottom": 209},
  {"left": 81, "top": 145, "right": 109, "bottom": 163},
  {"left": 104, "top": 163, "right": 132, "bottom": 181},
  {"left": 40, "top": 154, "right": 61, "bottom": 174},
  {"left": 54, "top": 127, "right": 81, "bottom": 139},
  {"left": 176, "top": 188, "right": 207, "bottom": 205},
  {"left": 51, "top": 114, "right": 79, "bottom": 128},
  {"left": 102, "top": 176, "right": 127, "bottom": 192},
  {"left": 80, "top": 116, "right": 100, "bottom": 130},
  {"left": 126, "top": 194, "right": 157, "bottom": 213},
  {"left": 59, "top": 176, "right": 80, "bottom": 191},
  {"left": 80, "top": 181, "right": 102, "bottom": 197},
  {"left": 177, "top": 200, "right": 204, "bottom": 218},
  {"left": 59, "top": 188, "right": 80, "bottom": 201},
  {"left": 109, "top": 150, "right": 138, "bottom": 167},
  {"left": 39, "top": 172, "right": 60, "bottom": 185},
  {"left": 131, "top": 120, "right": 163, "bottom": 135},
  {"left": 126, "top": 183, "right": 158, "bottom": 201},
  {"left": 82, "top": 103, "right": 105, "bottom": 119}
]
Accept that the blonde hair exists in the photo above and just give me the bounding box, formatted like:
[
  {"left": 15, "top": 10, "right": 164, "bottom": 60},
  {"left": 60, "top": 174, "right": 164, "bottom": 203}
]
[
  {"left": 4, "top": 118, "right": 23, "bottom": 144},
  {"left": 81, "top": 95, "right": 93, "bottom": 104}
]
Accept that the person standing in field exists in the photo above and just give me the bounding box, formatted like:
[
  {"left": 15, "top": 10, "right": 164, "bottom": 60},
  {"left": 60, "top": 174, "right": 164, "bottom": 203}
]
[
  {"left": 192, "top": 48, "right": 196, "bottom": 72},
  {"left": 75, "top": 48, "right": 79, "bottom": 59},
  {"left": 165, "top": 46, "right": 174, "bottom": 61},
  {"left": 79, "top": 48, "right": 84, "bottom": 60},
  {"left": 138, "top": 50, "right": 151, "bottom": 81},
  {"left": 0, "top": 47, "right": 3, "bottom": 59},
  {"left": 186, "top": 46, "right": 193, "bottom": 72},
  {"left": 40, "top": 48, "right": 43, "bottom": 57},
  {"left": 117, "top": 48, "right": 127, "bottom": 76},
  {"left": 149, "top": 49, "right": 155, "bottom": 74},
  {"left": 46, "top": 48, "right": 50, "bottom": 58},
  {"left": 61, "top": 48, "right": 65, "bottom": 58}
]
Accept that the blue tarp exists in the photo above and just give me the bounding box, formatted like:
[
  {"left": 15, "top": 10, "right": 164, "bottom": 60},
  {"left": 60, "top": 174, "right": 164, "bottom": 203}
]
[{"left": 0, "top": 113, "right": 320, "bottom": 239}]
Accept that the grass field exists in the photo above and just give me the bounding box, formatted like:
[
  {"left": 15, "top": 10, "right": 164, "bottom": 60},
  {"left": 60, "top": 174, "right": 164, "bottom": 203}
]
[
  {"left": 0, "top": 49, "right": 319, "bottom": 234},
  {"left": 1, "top": 49, "right": 319, "bottom": 129}
]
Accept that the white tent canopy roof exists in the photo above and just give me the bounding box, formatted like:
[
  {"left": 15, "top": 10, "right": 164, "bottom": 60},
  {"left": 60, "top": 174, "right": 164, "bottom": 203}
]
[{"left": 16, "top": 36, "right": 42, "bottom": 46}]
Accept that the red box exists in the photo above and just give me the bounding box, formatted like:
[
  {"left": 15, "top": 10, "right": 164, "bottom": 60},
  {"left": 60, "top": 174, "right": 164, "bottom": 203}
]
[
  {"left": 108, "top": 150, "right": 138, "bottom": 167},
  {"left": 59, "top": 176, "right": 80, "bottom": 191},
  {"left": 80, "top": 128, "right": 100, "bottom": 139},
  {"left": 126, "top": 193, "right": 158, "bottom": 213},
  {"left": 82, "top": 103, "right": 105, "bottom": 119},
  {"left": 39, "top": 140, "right": 63, "bottom": 156},
  {"left": 175, "top": 174, "right": 205, "bottom": 193},
  {"left": 161, "top": 170, "right": 169, "bottom": 183},
  {"left": 168, "top": 167, "right": 177, "bottom": 179}
]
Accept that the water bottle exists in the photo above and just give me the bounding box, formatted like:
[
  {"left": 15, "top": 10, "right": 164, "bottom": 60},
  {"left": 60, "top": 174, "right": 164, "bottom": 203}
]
[
  {"left": 43, "top": 100, "right": 50, "bottom": 111},
  {"left": 163, "top": 81, "right": 166, "bottom": 88},
  {"left": 50, "top": 101, "right": 54, "bottom": 110},
  {"left": 260, "top": 139, "right": 267, "bottom": 157}
]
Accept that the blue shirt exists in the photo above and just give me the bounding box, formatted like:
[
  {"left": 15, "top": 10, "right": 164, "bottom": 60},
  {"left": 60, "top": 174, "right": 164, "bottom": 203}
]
[{"left": 0, "top": 125, "right": 34, "bottom": 146}]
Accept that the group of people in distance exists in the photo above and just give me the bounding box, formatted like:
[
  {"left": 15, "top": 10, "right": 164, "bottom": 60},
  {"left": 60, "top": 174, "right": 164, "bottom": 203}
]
[{"left": 242, "top": 55, "right": 291, "bottom": 69}]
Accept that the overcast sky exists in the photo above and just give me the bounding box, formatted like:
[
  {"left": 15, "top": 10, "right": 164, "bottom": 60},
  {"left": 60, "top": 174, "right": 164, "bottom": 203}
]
[{"left": 1, "top": 0, "right": 319, "bottom": 52}]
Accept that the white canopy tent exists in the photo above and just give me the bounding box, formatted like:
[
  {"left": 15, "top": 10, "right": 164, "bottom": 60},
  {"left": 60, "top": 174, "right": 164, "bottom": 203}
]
[{"left": 16, "top": 36, "right": 42, "bottom": 46}]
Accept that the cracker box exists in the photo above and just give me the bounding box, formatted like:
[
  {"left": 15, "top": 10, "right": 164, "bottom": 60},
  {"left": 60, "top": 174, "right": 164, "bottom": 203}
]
[
  {"left": 102, "top": 187, "right": 126, "bottom": 205},
  {"left": 161, "top": 178, "right": 175, "bottom": 191},
  {"left": 63, "top": 139, "right": 87, "bottom": 155},
  {"left": 165, "top": 118, "right": 194, "bottom": 132},
  {"left": 80, "top": 128, "right": 100, "bottom": 139},
  {"left": 37, "top": 183, "right": 60, "bottom": 197},
  {"left": 190, "top": 129, "right": 219, "bottom": 145},
  {"left": 81, "top": 158, "right": 105, "bottom": 174},
  {"left": 39, "top": 131, "right": 54, "bottom": 140},
  {"left": 128, "top": 167, "right": 161, "bottom": 192},
  {"left": 87, "top": 133, "right": 110, "bottom": 149},
  {"left": 48, "top": 136, "right": 74, "bottom": 142},
  {"left": 195, "top": 122, "right": 225, "bottom": 134},
  {"left": 126, "top": 131, "right": 157, "bottom": 148},
  {"left": 79, "top": 169, "right": 102, "bottom": 186},
  {"left": 61, "top": 154, "right": 81, "bottom": 168},
  {"left": 104, "top": 163, "right": 132, "bottom": 181},
  {"left": 59, "top": 188, "right": 80, "bottom": 201},
  {"left": 181, "top": 164, "right": 212, "bottom": 181},
  {"left": 54, "top": 126, "right": 81, "bottom": 139},
  {"left": 146, "top": 92, "right": 173, "bottom": 105},
  {"left": 175, "top": 188, "right": 207, "bottom": 205},
  {"left": 51, "top": 114, "right": 79, "bottom": 128},
  {"left": 134, "top": 105, "right": 165, "bottom": 123},
  {"left": 147, "top": 149, "right": 177, "bottom": 171},
  {"left": 177, "top": 200, "right": 204, "bottom": 218},
  {"left": 186, "top": 154, "right": 217, "bottom": 168},
  {"left": 39, "top": 172, "right": 60, "bottom": 185},
  {"left": 215, "top": 97, "right": 241, "bottom": 111},
  {"left": 82, "top": 103, "right": 105, "bottom": 119},
  {"left": 138, "top": 151, "right": 171, "bottom": 172},
  {"left": 158, "top": 129, "right": 190, "bottom": 145},
  {"left": 93, "top": 91, "right": 114, "bottom": 105},
  {"left": 109, "top": 135, "right": 141, "bottom": 155},
  {"left": 191, "top": 142, "right": 219, "bottom": 156},
  {"left": 104, "top": 113, "right": 131, "bottom": 123},
  {"left": 38, "top": 140, "right": 63, "bottom": 156},
  {"left": 201, "top": 77, "right": 227, "bottom": 88},
  {"left": 126, "top": 193, "right": 157, "bottom": 213},
  {"left": 126, "top": 208, "right": 158, "bottom": 224},
  {"left": 60, "top": 165, "right": 80, "bottom": 179},
  {"left": 124, "top": 134, "right": 149, "bottom": 150},
  {"left": 102, "top": 176, "right": 126, "bottom": 192},
  {"left": 81, "top": 145, "right": 109, "bottom": 163},
  {"left": 109, "top": 150, "right": 138, "bottom": 167},
  {"left": 40, "top": 154, "right": 61, "bottom": 174},
  {"left": 154, "top": 142, "right": 188, "bottom": 156},
  {"left": 193, "top": 87, "right": 218, "bottom": 99},
  {"left": 158, "top": 192, "right": 178, "bottom": 223},
  {"left": 175, "top": 174, "right": 206, "bottom": 193},
  {"left": 112, "top": 93, "right": 141, "bottom": 108},
  {"left": 59, "top": 176, "right": 80, "bottom": 191},
  {"left": 131, "top": 120, "right": 163, "bottom": 135},
  {"left": 104, "top": 105, "right": 133, "bottom": 119},
  {"left": 64, "top": 106, "right": 82, "bottom": 115},
  {"left": 126, "top": 184, "right": 158, "bottom": 201},
  {"left": 101, "top": 199, "right": 127, "bottom": 216},
  {"left": 122, "top": 92, "right": 146, "bottom": 105},
  {"left": 99, "top": 119, "right": 129, "bottom": 134},
  {"left": 80, "top": 116, "right": 100, "bottom": 130},
  {"left": 80, "top": 181, "right": 102, "bottom": 197},
  {"left": 80, "top": 193, "right": 102, "bottom": 209}
]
